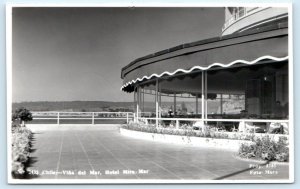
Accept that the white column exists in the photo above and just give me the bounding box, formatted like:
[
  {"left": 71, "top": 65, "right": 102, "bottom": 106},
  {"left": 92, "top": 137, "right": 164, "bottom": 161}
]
[
  {"left": 137, "top": 86, "right": 140, "bottom": 121},
  {"left": 57, "top": 112, "right": 60, "bottom": 125},
  {"left": 134, "top": 87, "right": 137, "bottom": 122},
  {"left": 92, "top": 112, "right": 95, "bottom": 125},
  {"left": 173, "top": 93, "right": 176, "bottom": 116},
  {"left": 142, "top": 88, "right": 145, "bottom": 115},
  {"left": 159, "top": 87, "right": 162, "bottom": 118},
  {"left": 205, "top": 71, "right": 208, "bottom": 119},
  {"left": 201, "top": 71, "right": 205, "bottom": 121},
  {"left": 196, "top": 94, "right": 198, "bottom": 116},
  {"left": 155, "top": 79, "right": 159, "bottom": 127},
  {"left": 220, "top": 93, "right": 223, "bottom": 115}
]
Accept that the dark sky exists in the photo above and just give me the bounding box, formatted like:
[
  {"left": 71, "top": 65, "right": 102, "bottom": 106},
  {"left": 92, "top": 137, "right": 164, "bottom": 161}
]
[{"left": 12, "top": 7, "right": 224, "bottom": 102}]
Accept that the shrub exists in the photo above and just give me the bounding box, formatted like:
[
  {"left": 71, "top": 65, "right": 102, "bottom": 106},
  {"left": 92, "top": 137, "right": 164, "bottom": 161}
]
[
  {"left": 123, "top": 122, "right": 288, "bottom": 151},
  {"left": 239, "top": 143, "right": 256, "bottom": 158},
  {"left": 12, "top": 107, "right": 33, "bottom": 126},
  {"left": 123, "top": 123, "right": 234, "bottom": 140},
  {"left": 11, "top": 125, "right": 32, "bottom": 178},
  {"left": 238, "top": 136, "right": 289, "bottom": 162},
  {"left": 183, "top": 128, "right": 194, "bottom": 136},
  {"left": 162, "top": 128, "right": 174, "bottom": 135}
]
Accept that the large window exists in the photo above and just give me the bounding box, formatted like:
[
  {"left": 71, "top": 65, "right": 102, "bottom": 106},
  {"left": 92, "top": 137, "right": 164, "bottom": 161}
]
[
  {"left": 136, "top": 61, "right": 288, "bottom": 121},
  {"left": 207, "top": 61, "right": 288, "bottom": 119}
]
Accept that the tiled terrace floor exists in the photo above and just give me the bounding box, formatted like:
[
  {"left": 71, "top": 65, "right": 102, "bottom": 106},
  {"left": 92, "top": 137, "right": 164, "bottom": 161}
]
[{"left": 26, "top": 125, "right": 289, "bottom": 181}]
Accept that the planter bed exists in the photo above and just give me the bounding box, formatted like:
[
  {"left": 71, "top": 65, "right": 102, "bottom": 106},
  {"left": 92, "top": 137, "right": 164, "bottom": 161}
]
[
  {"left": 11, "top": 125, "right": 32, "bottom": 178},
  {"left": 120, "top": 127, "right": 253, "bottom": 151}
]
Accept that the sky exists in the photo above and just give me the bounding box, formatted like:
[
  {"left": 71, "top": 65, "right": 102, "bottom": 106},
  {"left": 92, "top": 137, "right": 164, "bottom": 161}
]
[{"left": 12, "top": 7, "right": 224, "bottom": 102}]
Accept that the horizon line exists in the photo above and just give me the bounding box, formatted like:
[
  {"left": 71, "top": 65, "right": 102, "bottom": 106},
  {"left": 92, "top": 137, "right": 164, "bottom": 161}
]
[{"left": 12, "top": 100, "right": 134, "bottom": 103}]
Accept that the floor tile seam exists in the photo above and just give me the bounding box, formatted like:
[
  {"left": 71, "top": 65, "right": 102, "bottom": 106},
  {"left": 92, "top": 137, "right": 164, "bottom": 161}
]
[
  {"left": 84, "top": 132, "right": 137, "bottom": 179},
  {"left": 82, "top": 138, "right": 111, "bottom": 172},
  {"left": 158, "top": 151, "right": 221, "bottom": 178},
  {"left": 74, "top": 132, "right": 98, "bottom": 179},
  {"left": 118, "top": 133, "right": 240, "bottom": 179},
  {"left": 116, "top": 141, "right": 203, "bottom": 179},
  {"left": 91, "top": 133, "right": 141, "bottom": 179},
  {"left": 54, "top": 131, "right": 65, "bottom": 179},
  {"left": 69, "top": 133, "right": 79, "bottom": 179},
  {"left": 116, "top": 138, "right": 183, "bottom": 179},
  {"left": 76, "top": 133, "right": 110, "bottom": 170},
  {"left": 89, "top": 133, "right": 140, "bottom": 179}
]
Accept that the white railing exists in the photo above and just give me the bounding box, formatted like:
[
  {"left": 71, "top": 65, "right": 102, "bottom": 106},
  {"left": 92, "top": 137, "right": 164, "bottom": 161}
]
[
  {"left": 222, "top": 7, "right": 267, "bottom": 32},
  {"left": 31, "top": 111, "right": 134, "bottom": 125},
  {"left": 139, "top": 112, "right": 154, "bottom": 117},
  {"left": 137, "top": 117, "right": 289, "bottom": 134}
]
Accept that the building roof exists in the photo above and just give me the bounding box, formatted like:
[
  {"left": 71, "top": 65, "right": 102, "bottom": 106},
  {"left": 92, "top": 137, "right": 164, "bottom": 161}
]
[{"left": 121, "top": 22, "right": 288, "bottom": 92}]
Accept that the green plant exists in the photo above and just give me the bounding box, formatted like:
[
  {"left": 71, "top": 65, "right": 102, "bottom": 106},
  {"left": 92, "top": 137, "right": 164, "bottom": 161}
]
[
  {"left": 239, "top": 143, "right": 256, "bottom": 158},
  {"left": 238, "top": 136, "right": 289, "bottom": 162},
  {"left": 11, "top": 125, "right": 32, "bottom": 178},
  {"left": 12, "top": 107, "right": 33, "bottom": 126},
  {"left": 123, "top": 123, "right": 287, "bottom": 149}
]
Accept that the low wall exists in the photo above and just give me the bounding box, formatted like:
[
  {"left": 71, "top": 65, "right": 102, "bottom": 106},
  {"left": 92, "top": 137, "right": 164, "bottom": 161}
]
[{"left": 120, "top": 128, "right": 253, "bottom": 151}]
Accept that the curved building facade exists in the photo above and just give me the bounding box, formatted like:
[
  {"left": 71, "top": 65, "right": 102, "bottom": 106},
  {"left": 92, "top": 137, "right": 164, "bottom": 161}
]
[
  {"left": 120, "top": 7, "right": 290, "bottom": 135},
  {"left": 222, "top": 7, "right": 288, "bottom": 36}
]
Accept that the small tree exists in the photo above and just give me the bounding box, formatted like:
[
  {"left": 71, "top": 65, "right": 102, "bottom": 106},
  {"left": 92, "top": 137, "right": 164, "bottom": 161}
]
[{"left": 12, "top": 107, "right": 33, "bottom": 126}]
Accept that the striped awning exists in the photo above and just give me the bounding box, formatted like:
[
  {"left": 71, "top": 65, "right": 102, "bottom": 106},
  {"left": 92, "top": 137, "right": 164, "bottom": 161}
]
[{"left": 121, "top": 24, "right": 288, "bottom": 92}]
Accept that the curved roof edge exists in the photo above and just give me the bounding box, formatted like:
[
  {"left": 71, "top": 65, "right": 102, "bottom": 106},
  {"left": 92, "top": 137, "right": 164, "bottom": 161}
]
[
  {"left": 121, "top": 22, "right": 288, "bottom": 79},
  {"left": 121, "top": 55, "right": 288, "bottom": 91}
]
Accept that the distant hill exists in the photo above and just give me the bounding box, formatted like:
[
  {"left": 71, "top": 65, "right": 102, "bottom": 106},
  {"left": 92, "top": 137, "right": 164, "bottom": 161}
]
[
  {"left": 12, "top": 101, "right": 134, "bottom": 112},
  {"left": 12, "top": 99, "right": 244, "bottom": 114}
]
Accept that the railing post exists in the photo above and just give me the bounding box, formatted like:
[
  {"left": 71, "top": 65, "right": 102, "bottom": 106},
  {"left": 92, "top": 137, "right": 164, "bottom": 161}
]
[
  {"left": 133, "top": 113, "right": 136, "bottom": 123},
  {"left": 155, "top": 78, "right": 159, "bottom": 128},
  {"left": 241, "top": 120, "right": 245, "bottom": 133},
  {"left": 126, "top": 112, "right": 129, "bottom": 124},
  {"left": 57, "top": 112, "right": 60, "bottom": 125},
  {"left": 176, "top": 119, "right": 179, "bottom": 129},
  {"left": 92, "top": 112, "right": 95, "bottom": 125}
]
